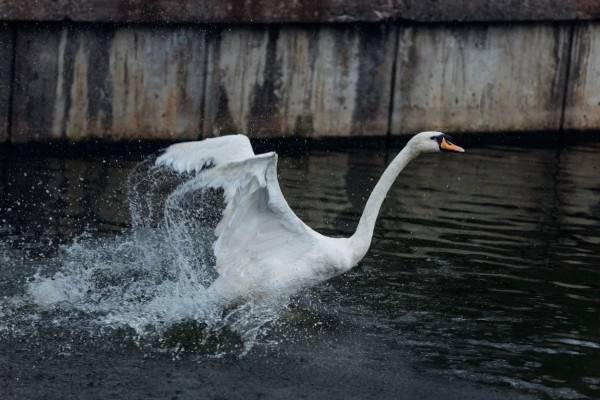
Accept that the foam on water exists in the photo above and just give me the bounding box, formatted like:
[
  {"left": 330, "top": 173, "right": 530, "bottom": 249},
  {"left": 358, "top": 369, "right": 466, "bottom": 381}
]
[{"left": 13, "top": 159, "right": 286, "bottom": 354}]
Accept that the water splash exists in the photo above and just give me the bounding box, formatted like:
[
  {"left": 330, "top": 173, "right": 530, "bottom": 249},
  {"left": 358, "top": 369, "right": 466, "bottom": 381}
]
[{"left": 17, "top": 158, "right": 287, "bottom": 355}]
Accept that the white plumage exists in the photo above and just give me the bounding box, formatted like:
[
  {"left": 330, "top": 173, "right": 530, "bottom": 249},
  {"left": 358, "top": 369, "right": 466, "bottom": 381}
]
[
  {"left": 156, "top": 132, "right": 464, "bottom": 303},
  {"left": 156, "top": 134, "right": 255, "bottom": 173}
]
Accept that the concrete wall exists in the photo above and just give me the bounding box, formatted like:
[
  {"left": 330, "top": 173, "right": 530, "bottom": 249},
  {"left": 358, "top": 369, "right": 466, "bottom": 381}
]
[
  {"left": 204, "top": 25, "right": 396, "bottom": 137},
  {"left": 1, "top": 1, "right": 600, "bottom": 23},
  {"left": 391, "top": 24, "right": 570, "bottom": 134},
  {"left": 1, "top": 19, "right": 600, "bottom": 141},
  {"left": 564, "top": 23, "right": 600, "bottom": 130},
  {"left": 12, "top": 26, "right": 206, "bottom": 141},
  {"left": 0, "top": 24, "right": 11, "bottom": 142}
]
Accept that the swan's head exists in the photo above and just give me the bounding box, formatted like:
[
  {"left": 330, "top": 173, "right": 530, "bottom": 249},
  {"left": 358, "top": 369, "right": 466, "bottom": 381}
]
[{"left": 409, "top": 131, "right": 465, "bottom": 154}]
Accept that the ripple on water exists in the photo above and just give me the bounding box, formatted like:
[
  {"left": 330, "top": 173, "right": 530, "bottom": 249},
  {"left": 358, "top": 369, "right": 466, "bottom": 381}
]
[{"left": 0, "top": 144, "right": 599, "bottom": 399}]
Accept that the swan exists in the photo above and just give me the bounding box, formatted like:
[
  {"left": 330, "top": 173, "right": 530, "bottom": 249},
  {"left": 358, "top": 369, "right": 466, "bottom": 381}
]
[{"left": 155, "top": 131, "right": 464, "bottom": 304}]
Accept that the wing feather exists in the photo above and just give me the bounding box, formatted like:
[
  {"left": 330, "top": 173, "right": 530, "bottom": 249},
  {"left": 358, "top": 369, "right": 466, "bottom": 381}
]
[
  {"left": 159, "top": 138, "right": 318, "bottom": 282},
  {"left": 156, "top": 134, "right": 255, "bottom": 173},
  {"left": 191, "top": 153, "right": 317, "bottom": 274}
]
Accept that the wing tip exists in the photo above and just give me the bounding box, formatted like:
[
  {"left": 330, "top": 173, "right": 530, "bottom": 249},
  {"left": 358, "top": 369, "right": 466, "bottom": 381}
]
[{"left": 154, "top": 134, "right": 257, "bottom": 173}]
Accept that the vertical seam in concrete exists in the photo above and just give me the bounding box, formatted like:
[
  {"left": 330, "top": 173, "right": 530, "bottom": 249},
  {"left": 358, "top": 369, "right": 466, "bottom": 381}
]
[
  {"left": 553, "top": 22, "right": 574, "bottom": 191},
  {"left": 558, "top": 22, "right": 575, "bottom": 143},
  {"left": 199, "top": 27, "right": 210, "bottom": 139},
  {"left": 6, "top": 23, "right": 17, "bottom": 143},
  {"left": 385, "top": 24, "right": 400, "bottom": 150}
]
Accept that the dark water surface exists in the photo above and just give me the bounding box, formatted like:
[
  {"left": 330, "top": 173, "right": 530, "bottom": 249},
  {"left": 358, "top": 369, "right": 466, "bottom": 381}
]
[{"left": 0, "top": 138, "right": 599, "bottom": 399}]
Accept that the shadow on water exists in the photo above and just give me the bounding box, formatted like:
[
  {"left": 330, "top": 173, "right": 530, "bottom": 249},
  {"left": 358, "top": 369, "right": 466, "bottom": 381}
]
[{"left": 0, "top": 135, "right": 599, "bottom": 399}]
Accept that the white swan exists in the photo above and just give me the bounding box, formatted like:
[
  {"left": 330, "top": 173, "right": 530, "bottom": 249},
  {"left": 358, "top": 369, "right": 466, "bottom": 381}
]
[{"left": 155, "top": 131, "right": 464, "bottom": 303}]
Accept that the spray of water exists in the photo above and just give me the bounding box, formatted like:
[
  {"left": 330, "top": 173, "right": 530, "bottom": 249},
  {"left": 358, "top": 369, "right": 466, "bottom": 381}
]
[{"left": 18, "top": 158, "right": 289, "bottom": 355}]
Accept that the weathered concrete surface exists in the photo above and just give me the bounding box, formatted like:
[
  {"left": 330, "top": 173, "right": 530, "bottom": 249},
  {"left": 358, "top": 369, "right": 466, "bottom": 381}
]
[
  {"left": 1, "top": 0, "right": 600, "bottom": 23},
  {"left": 11, "top": 26, "right": 63, "bottom": 142},
  {"left": 564, "top": 23, "right": 600, "bottom": 130},
  {"left": 12, "top": 26, "right": 206, "bottom": 142},
  {"left": 0, "top": 25, "right": 12, "bottom": 142},
  {"left": 204, "top": 25, "right": 396, "bottom": 137},
  {"left": 391, "top": 25, "right": 570, "bottom": 134},
  {"left": 5, "top": 21, "right": 600, "bottom": 141}
]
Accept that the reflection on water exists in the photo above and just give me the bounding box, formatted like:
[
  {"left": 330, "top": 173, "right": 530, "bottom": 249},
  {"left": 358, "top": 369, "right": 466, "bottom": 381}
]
[{"left": 1, "top": 140, "right": 599, "bottom": 399}]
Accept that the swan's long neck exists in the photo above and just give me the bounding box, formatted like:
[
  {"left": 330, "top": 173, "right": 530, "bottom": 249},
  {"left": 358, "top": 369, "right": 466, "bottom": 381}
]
[{"left": 349, "top": 143, "right": 419, "bottom": 265}]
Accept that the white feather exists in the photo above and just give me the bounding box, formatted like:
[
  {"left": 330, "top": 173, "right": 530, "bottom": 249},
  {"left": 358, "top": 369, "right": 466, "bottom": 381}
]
[
  {"left": 156, "top": 134, "right": 255, "bottom": 173},
  {"left": 156, "top": 135, "right": 345, "bottom": 301},
  {"left": 155, "top": 132, "right": 462, "bottom": 303}
]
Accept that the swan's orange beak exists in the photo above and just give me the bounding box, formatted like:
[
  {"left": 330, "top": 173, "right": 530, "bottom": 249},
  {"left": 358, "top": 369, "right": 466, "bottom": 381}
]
[{"left": 440, "top": 137, "right": 465, "bottom": 153}]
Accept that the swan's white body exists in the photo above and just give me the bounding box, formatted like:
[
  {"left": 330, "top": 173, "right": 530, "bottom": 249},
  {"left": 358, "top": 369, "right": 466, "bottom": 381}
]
[{"left": 156, "top": 132, "right": 463, "bottom": 303}]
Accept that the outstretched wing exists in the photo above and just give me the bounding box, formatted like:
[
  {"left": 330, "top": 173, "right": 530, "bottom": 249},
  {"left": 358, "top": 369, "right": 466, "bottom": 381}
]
[
  {"left": 156, "top": 134, "right": 255, "bottom": 173},
  {"left": 156, "top": 135, "right": 319, "bottom": 282}
]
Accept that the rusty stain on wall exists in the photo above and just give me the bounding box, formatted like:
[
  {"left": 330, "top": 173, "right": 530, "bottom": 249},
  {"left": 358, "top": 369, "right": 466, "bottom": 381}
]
[
  {"left": 204, "top": 25, "right": 396, "bottom": 137},
  {"left": 12, "top": 25, "right": 206, "bottom": 142},
  {"left": 564, "top": 23, "right": 600, "bottom": 130},
  {"left": 203, "top": 27, "right": 271, "bottom": 136},
  {"left": 5, "top": 21, "right": 600, "bottom": 141},
  {"left": 107, "top": 28, "right": 206, "bottom": 140}
]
